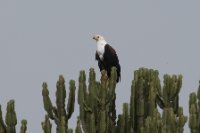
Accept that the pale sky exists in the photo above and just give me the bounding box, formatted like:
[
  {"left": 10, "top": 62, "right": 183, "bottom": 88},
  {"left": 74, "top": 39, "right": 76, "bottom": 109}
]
[{"left": 1, "top": 1, "right": 200, "bottom": 132}]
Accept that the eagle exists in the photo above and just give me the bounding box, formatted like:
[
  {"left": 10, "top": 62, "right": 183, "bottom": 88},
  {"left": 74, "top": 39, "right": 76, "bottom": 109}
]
[{"left": 93, "top": 35, "right": 121, "bottom": 82}]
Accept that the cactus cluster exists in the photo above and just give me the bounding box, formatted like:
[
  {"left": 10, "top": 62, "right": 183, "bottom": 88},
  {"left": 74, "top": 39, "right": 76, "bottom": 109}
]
[
  {"left": 42, "top": 75, "right": 76, "bottom": 133},
  {"left": 78, "top": 68, "right": 117, "bottom": 133},
  {"left": 116, "top": 68, "right": 187, "bottom": 133},
  {"left": 0, "top": 100, "right": 27, "bottom": 133},
  {"left": 2, "top": 67, "right": 200, "bottom": 132},
  {"left": 40, "top": 67, "right": 188, "bottom": 133}
]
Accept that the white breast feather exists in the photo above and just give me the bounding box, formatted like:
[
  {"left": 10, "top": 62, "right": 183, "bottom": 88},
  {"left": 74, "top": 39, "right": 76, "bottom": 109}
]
[{"left": 97, "top": 40, "right": 107, "bottom": 60}]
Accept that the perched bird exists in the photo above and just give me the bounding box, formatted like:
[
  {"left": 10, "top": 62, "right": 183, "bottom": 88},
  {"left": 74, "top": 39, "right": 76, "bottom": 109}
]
[{"left": 93, "top": 35, "right": 121, "bottom": 82}]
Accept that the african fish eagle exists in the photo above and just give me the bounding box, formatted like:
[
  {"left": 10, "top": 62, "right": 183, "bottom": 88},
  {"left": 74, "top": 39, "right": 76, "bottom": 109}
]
[{"left": 93, "top": 35, "right": 121, "bottom": 82}]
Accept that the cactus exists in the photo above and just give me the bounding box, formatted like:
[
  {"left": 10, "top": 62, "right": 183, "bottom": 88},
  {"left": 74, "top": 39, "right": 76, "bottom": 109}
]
[
  {"left": 189, "top": 81, "right": 200, "bottom": 133},
  {"left": 116, "top": 68, "right": 187, "bottom": 133},
  {"left": 78, "top": 67, "right": 117, "bottom": 133},
  {"left": 129, "top": 68, "right": 162, "bottom": 132},
  {"left": 159, "top": 74, "right": 187, "bottom": 133},
  {"left": 159, "top": 75, "right": 182, "bottom": 114},
  {"left": 58, "top": 117, "right": 67, "bottom": 133},
  {"left": 162, "top": 107, "right": 177, "bottom": 133},
  {"left": 75, "top": 117, "right": 82, "bottom": 133},
  {"left": 5, "top": 100, "right": 17, "bottom": 133},
  {"left": 177, "top": 107, "right": 187, "bottom": 133},
  {"left": 1, "top": 67, "right": 198, "bottom": 133},
  {"left": 42, "top": 115, "right": 52, "bottom": 133},
  {"left": 42, "top": 75, "right": 76, "bottom": 132},
  {"left": 139, "top": 108, "right": 162, "bottom": 133},
  {"left": 20, "top": 120, "right": 27, "bottom": 133},
  {"left": 115, "top": 103, "right": 133, "bottom": 133},
  {"left": 67, "top": 129, "right": 73, "bottom": 133},
  {"left": 0, "top": 100, "right": 27, "bottom": 133}
]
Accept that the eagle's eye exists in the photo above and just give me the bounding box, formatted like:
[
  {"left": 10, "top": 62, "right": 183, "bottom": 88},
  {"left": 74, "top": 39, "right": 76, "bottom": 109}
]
[{"left": 97, "top": 36, "right": 99, "bottom": 38}]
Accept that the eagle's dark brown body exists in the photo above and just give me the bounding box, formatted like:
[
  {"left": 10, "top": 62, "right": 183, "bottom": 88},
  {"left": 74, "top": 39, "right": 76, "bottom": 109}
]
[{"left": 95, "top": 44, "right": 121, "bottom": 82}]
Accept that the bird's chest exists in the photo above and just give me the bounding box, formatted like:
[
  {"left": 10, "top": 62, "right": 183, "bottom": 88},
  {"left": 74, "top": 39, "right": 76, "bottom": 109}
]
[{"left": 97, "top": 44, "right": 105, "bottom": 60}]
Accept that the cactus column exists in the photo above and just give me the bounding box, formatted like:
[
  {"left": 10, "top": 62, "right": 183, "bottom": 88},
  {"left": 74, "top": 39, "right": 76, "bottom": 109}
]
[
  {"left": 189, "top": 81, "right": 200, "bottom": 133},
  {"left": 78, "top": 67, "right": 117, "bottom": 133},
  {"left": 42, "top": 75, "right": 76, "bottom": 133},
  {"left": 124, "top": 68, "right": 187, "bottom": 133},
  {"left": 129, "top": 68, "right": 162, "bottom": 132},
  {"left": 0, "top": 100, "right": 27, "bottom": 133}
]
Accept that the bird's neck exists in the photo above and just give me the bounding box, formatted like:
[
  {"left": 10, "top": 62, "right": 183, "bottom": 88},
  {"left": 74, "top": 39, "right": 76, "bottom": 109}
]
[{"left": 97, "top": 40, "right": 107, "bottom": 48}]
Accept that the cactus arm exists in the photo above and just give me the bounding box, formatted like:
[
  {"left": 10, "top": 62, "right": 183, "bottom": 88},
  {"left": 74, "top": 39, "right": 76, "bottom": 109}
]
[
  {"left": 56, "top": 75, "right": 67, "bottom": 120},
  {"left": 19, "top": 120, "right": 27, "bottom": 133},
  {"left": 75, "top": 117, "right": 82, "bottom": 133},
  {"left": 57, "top": 117, "right": 67, "bottom": 133},
  {"left": 42, "top": 83, "right": 54, "bottom": 119},
  {"left": 189, "top": 92, "right": 199, "bottom": 133},
  {"left": 67, "top": 80, "right": 76, "bottom": 119},
  {"left": 42, "top": 115, "right": 52, "bottom": 133},
  {"left": 5, "top": 100, "right": 17, "bottom": 133},
  {"left": 67, "top": 129, "right": 73, "bottom": 133},
  {"left": 78, "top": 70, "right": 89, "bottom": 133},
  {"left": 177, "top": 107, "right": 187, "bottom": 133}
]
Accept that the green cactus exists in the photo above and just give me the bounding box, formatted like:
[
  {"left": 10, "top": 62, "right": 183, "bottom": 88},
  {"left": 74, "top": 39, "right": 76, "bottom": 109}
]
[
  {"left": 141, "top": 109, "right": 162, "bottom": 133},
  {"left": 116, "top": 68, "right": 187, "bottom": 133},
  {"left": 189, "top": 81, "right": 200, "bottom": 133},
  {"left": 198, "top": 81, "right": 200, "bottom": 132},
  {"left": 42, "top": 75, "right": 76, "bottom": 132},
  {"left": 160, "top": 75, "right": 182, "bottom": 113},
  {"left": 161, "top": 74, "right": 188, "bottom": 133},
  {"left": 0, "top": 100, "right": 27, "bottom": 133},
  {"left": 67, "top": 129, "right": 73, "bottom": 133},
  {"left": 162, "top": 108, "right": 177, "bottom": 133},
  {"left": 116, "top": 114, "right": 125, "bottom": 133},
  {"left": 5, "top": 100, "right": 17, "bottom": 133},
  {"left": 75, "top": 117, "right": 82, "bottom": 133},
  {"left": 189, "top": 103, "right": 198, "bottom": 133},
  {"left": 20, "top": 120, "right": 27, "bottom": 133},
  {"left": 129, "top": 68, "right": 163, "bottom": 132},
  {"left": 130, "top": 80, "right": 135, "bottom": 131},
  {"left": 58, "top": 117, "right": 67, "bottom": 133},
  {"left": 156, "top": 74, "right": 187, "bottom": 133},
  {"left": 78, "top": 67, "right": 117, "bottom": 133},
  {"left": 177, "top": 107, "right": 187, "bottom": 133},
  {"left": 2, "top": 67, "right": 200, "bottom": 133},
  {"left": 42, "top": 115, "right": 52, "bottom": 133}
]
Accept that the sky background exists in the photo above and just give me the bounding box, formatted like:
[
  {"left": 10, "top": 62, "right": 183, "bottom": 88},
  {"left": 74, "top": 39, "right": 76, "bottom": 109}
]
[{"left": 1, "top": 1, "right": 200, "bottom": 132}]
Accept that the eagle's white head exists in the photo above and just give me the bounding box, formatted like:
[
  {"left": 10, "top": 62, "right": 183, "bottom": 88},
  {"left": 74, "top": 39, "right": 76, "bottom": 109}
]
[
  {"left": 93, "top": 35, "right": 107, "bottom": 46},
  {"left": 93, "top": 35, "right": 105, "bottom": 42}
]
